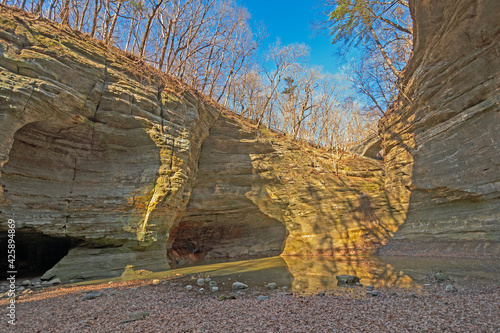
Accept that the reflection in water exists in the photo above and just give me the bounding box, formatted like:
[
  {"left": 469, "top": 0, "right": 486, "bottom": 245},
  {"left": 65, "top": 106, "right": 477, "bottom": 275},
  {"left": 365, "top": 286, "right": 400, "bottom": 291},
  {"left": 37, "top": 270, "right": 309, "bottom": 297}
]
[
  {"left": 282, "top": 256, "right": 416, "bottom": 293},
  {"left": 82, "top": 255, "right": 500, "bottom": 294},
  {"left": 157, "top": 256, "right": 416, "bottom": 293},
  {"left": 156, "top": 257, "right": 293, "bottom": 287},
  {"left": 381, "top": 256, "right": 500, "bottom": 286}
]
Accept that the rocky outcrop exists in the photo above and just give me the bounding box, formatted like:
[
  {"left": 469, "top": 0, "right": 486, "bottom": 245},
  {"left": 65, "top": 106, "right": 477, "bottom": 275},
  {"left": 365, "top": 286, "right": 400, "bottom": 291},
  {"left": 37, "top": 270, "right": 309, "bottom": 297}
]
[
  {"left": 169, "top": 113, "right": 287, "bottom": 261},
  {"left": 0, "top": 8, "right": 218, "bottom": 280},
  {"left": 170, "top": 112, "right": 404, "bottom": 263},
  {"left": 380, "top": 0, "right": 500, "bottom": 257}
]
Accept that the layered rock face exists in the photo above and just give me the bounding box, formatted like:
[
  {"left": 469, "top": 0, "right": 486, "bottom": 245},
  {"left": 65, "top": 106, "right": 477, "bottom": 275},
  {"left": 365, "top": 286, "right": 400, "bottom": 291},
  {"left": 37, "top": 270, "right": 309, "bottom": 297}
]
[
  {"left": 0, "top": 7, "right": 403, "bottom": 281},
  {"left": 171, "top": 112, "right": 404, "bottom": 263},
  {"left": 380, "top": 0, "right": 500, "bottom": 257},
  {"left": 169, "top": 114, "right": 287, "bottom": 261},
  {"left": 0, "top": 9, "right": 218, "bottom": 280}
]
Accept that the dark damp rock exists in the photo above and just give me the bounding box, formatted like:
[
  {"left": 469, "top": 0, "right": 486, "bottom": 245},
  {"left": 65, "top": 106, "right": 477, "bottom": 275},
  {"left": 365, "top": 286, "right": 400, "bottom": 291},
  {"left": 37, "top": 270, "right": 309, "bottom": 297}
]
[
  {"left": 218, "top": 295, "right": 237, "bottom": 301},
  {"left": 367, "top": 291, "right": 382, "bottom": 297},
  {"left": 336, "top": 275, "right": 360, "bottom": 285}
]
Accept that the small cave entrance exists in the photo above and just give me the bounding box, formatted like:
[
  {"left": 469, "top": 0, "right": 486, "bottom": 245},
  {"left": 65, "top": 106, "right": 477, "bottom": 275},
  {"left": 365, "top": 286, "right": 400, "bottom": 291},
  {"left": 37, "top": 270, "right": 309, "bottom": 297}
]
[
  {"left": 0, "top": 231, "right": 80, "bottom": 279},
  {"left": 0, "top": 116, "right": 162, "bottom": 279}
]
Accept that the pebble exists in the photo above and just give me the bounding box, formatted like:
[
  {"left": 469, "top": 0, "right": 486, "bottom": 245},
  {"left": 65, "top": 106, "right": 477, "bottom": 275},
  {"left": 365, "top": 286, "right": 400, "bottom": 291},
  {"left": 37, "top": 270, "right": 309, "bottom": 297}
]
[
  {"left": 446, "top": 284, "right": 458, "bottom": 293},
  {"left": 22, "top": 280, "right": 31, "bottom": 287},
  {"left": 83, "top": 291, "right": 103, "bottom": 300},
  {"left": 367, "top": 291, "right": 382, "bottom": 297},
  {"left": 232, "top": 282, "right": 248, "bottom": 290},
  {"left": 185, "top": 285, "right": 193, "bottom": 291},
  {"left": 218, "top": 295, "right": 236, "bottom": 301},
  {"left": 119, "top": 311, "right": 149, "bottom": 324},
  {"left": 205, "top": 278, "right": 211, "bottom": 282},
  {"left": 152, "top": 279, "right": 160, "bottom": 285},
  {"left": 257, "top": 295, "right": 270, "bottom": 301},
  {"left": 336, "top": 275, "right": 360, "bottom": 284},
  {"left": 266, "top": 282, "right": 278, "bottom": 290},
  {"left": 366, "top": 285, "right": 374, "bottom": 291},
  {"left": 197, "top": 278, "right": 205, "bottom": 286},
  {"left": 48, "top": 278, "right": 61, "bottom": 286},
  {"left": 209, "top": 281, "right": 217, "bottom": 287},
  {"left": 199, "top": 288, "right": 204, "bottom": 293},
  {"left": 211, "top": 286, "right": 219, "bottom": 292}
]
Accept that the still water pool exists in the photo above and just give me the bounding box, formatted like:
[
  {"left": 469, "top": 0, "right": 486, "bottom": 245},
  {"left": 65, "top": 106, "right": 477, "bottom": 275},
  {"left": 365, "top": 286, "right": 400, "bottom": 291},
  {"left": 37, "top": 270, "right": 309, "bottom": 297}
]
[{"left": 140, "top": 255, "right": 500, "bottom": 294}]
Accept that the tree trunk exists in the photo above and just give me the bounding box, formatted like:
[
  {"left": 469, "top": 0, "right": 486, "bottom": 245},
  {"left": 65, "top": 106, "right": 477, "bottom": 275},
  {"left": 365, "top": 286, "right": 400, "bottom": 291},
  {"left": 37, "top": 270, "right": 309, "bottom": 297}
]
[
  {"left": 139, "top": 0, "right": 164, "bottom": 58},
  {"left": 105, "top": 1, "right": 122, "bottom": 44}
]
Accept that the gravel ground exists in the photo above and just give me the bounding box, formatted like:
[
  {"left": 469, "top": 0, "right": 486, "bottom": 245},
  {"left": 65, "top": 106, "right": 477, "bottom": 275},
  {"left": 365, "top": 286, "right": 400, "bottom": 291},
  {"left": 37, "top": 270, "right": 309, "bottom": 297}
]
[{"left": 1, "top": 278, "right": 499, "bottom": 333}]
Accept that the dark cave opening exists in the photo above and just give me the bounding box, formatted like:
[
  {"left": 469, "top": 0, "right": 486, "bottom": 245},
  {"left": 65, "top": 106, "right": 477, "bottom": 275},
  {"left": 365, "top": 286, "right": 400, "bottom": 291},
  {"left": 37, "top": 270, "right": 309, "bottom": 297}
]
[{"left": 0, "top": 231, "right": 80, "bottom": 279}]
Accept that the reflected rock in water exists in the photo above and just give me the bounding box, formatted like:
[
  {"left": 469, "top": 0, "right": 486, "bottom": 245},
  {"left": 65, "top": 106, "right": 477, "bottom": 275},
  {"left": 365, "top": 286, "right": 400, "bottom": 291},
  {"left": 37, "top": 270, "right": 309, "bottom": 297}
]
[{"left": 282, "top": 256, "right": 416, "bottom": 293}]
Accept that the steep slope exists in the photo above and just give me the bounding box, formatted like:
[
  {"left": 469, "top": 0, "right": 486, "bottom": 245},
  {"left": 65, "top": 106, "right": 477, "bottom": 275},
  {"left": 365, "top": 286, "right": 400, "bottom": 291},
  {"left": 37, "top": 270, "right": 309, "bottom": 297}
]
[{"left": 380, "top": 0, "right": 500, "bottom": 257}]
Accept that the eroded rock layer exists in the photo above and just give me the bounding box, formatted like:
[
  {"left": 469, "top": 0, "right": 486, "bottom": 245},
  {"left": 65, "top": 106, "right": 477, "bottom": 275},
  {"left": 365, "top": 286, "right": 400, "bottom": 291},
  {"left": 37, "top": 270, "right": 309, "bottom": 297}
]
[
  {"left": 0, "top": 7, "right": 404, "bottom": 281},
  {"left": 169, "top": 114, "right": 287, "bottom": 261},
  {"left": 171, "top": 112, "right": 404, "bottom": 263},
  {"left": 0, "top": 8, "right": 218, "bottom": 280},
  {"left": 380, "top": 0, "right": 500, "bottom": 257}
]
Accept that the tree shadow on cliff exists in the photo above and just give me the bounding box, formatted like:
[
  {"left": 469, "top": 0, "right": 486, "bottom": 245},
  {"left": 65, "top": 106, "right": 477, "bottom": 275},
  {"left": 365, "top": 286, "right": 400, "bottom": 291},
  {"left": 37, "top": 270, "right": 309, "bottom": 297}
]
[{"left": 301, "top": 173, "right": 405, "bottom": 286}]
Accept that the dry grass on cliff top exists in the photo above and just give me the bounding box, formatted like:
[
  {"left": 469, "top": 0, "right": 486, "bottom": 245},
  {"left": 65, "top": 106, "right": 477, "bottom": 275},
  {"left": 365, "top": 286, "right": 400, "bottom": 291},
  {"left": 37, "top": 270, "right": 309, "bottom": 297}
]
[
  {"left": 1, "top": 276, "right": 499, "bottom": 332},
  {"left": 0, "top": 5, "right": 224, "bottom": 113},
  {"left": 219, "top": 109, "right": 383, "bottom": 178}
]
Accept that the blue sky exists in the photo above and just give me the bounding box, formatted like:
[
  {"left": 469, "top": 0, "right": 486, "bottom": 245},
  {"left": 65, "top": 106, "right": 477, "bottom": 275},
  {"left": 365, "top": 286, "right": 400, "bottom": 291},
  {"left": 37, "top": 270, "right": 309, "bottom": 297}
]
[{"left": 241, "top": 0, "right": 345, "bottom": 75}]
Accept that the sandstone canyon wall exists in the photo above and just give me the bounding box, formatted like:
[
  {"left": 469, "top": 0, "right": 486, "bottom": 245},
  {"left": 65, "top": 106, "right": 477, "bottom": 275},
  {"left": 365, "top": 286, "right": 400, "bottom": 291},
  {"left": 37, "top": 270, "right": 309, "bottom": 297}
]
[
  {"left": 0, "top": 8, "right": 219, "bottom": 280},
  {"left": 0, "top": 7, "right": 403, "bottom": 282},
  {"left": 170, "top": 112, "right": 403, "bottom": 264},
  {"left": 380, "top": 0, "right": 500, "bottom": 257}
]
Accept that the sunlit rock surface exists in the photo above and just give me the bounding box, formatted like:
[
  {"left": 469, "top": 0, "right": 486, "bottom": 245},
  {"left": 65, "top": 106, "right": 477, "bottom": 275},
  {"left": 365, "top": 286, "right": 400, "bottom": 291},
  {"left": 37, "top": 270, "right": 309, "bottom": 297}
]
[
  {"left": 0, "top": 9, "right": 218, "bottom": 280},
  {"left": 171, "top": 112, "right": 404, "bottom": 263},
  {"left": 0, "top": 7, "right": 402, "bottom": 281},
  {"left": 380, "top": 0, "right": 500, "bottom": 257}
]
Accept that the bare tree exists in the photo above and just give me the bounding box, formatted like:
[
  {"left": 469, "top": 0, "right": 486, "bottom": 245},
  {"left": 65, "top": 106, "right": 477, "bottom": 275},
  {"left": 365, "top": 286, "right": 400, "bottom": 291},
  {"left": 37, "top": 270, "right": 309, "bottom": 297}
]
[{"left": 256, "top": 40, "right": 309, "bottom": 127}]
